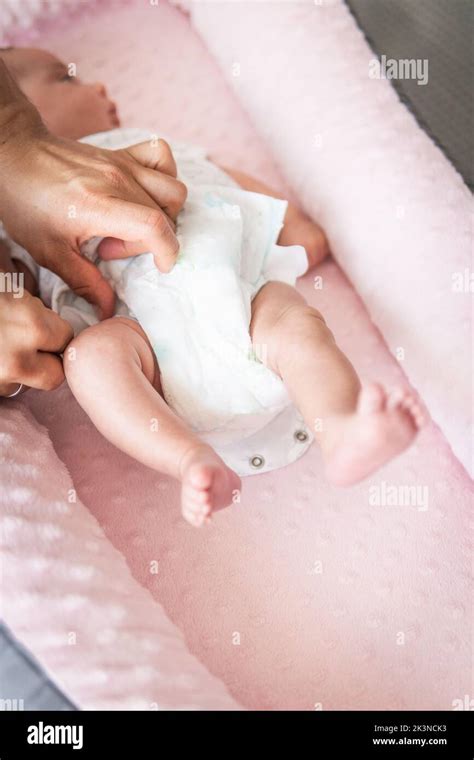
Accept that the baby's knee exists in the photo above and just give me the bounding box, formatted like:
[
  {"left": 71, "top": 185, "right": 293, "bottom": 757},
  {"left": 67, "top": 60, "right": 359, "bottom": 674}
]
[
  {"left": 64, "top": 317, "right": 157, "bottom": 390},
  {"left": 252, "top": 295, "right": 332, "bottom": 375},
  {"left": 277, "top": 302, "right": 330, "bottom": 341},
  {"left": 270, "top": 303, "right": 335, "bottom": 371},
  {"left": 64, "top": 319, "right": 123, "bottom": 379}
]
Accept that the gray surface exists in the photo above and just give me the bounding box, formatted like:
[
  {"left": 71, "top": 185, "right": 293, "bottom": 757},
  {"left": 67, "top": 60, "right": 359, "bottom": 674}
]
[
  {"left": 0, "top": 622, "right": 77, "bottom": 711},
  {"left": 347, "top": 0, "right": 473, "bottom": 188},
  {"left": 1, "top": 0, "right": 471, "bottom": 712}
]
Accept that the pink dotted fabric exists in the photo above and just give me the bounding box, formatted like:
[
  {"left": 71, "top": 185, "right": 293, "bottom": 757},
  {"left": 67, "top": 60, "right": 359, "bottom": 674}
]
[
  {"left": 0, "top": 404, "right": 241, "bottom": 710},
  {"left": 1, "top": 0, "right": 472, "bottom": 710},
  {"left": 185, "top": 0, "right": 473, "bottom": 477}
]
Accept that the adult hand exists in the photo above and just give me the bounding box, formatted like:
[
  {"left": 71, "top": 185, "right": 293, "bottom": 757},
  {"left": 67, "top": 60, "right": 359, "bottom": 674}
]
[
  {"left": 0, "top": 289, "right": 73, "bottom": 396},
  {"left": 0, "top": 74, "right": 187, "bottom": 319}
]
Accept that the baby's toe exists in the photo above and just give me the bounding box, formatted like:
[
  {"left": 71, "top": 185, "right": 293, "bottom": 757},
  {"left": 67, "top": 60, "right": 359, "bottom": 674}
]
[
  {"left": 183, "top": 509, "right": 204, "bottom": 527},
  {"left": 386, "top": 388, "right": 407, "bottom": 411},
  {"left": 183, "top": 483, "right": 209, "bottom": 505},
  {"left": 392, "top": 394, "right": 427, "bottom": 432},
  {"left": 183, "top": 500, "right": 210, "bottom": 526},
  {"left": 404, "top": 400, "right": 426, "bottom": 428},
  {"left": 188, "top": 495, "right": 211, "bottom": 517},
  {"left": 357, "top": 383, "right": 386, "bottom": 415},
  {"left": 188, "top": 464, "right": 214, "bottom": 490},
  {"left": 182, "top": 483, "right": 212, "bottom": 522}
]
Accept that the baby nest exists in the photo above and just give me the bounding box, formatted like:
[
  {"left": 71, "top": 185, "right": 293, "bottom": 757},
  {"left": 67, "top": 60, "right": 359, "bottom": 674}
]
[{"left": 0, "top": 0, "right": 471, "bottom": 711}]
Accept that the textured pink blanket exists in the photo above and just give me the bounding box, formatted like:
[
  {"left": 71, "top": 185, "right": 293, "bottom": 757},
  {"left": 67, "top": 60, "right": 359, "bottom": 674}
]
[{"left": 0, "top": 0, "right": 472, "bottom": 710}]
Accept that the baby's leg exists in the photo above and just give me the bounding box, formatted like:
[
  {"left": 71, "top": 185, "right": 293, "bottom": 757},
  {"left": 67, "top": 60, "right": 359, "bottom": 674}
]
[
  {"left": 250, "top": 283, "right": 425, "bottom": 485},
  {"left": 64, "top": 317, "right": 240, "bottom": 526}
]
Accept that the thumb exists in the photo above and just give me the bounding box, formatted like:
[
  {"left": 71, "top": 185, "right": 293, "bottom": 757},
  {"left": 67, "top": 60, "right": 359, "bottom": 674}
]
[{"left": 52, "top": 250, "right": 116, "bottom": 320}]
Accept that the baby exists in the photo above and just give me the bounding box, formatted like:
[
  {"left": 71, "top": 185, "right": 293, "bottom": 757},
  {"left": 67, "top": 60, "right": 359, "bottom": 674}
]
[{"left": 0, "top": 48, "right": 425, "bottom": 527}]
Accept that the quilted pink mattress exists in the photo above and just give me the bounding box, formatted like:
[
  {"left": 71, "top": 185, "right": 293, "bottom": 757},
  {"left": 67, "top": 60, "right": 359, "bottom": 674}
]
[{"left": 1, "top": 0, "right": 472, "bottom": 710}]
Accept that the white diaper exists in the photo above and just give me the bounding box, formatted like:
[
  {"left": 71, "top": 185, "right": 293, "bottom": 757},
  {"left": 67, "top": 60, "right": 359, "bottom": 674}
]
[{"left": 20, "top": 128, "right": 315, "bottom": 475}]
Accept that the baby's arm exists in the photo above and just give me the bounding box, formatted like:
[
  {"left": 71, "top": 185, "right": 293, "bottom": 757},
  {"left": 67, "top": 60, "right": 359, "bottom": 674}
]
[{"left": 214, "top": 164, "right": 330, "bottom": 269}]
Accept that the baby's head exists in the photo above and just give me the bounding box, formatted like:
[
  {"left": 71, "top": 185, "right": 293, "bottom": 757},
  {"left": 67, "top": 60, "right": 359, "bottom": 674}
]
[{"left": 0, "top": 46, "right": 120, "bottom": 139}]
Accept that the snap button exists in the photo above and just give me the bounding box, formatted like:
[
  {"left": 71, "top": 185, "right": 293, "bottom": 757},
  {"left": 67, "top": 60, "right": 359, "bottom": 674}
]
[
  {"left": 250, "top": 455, "right": 265, "bottom": 469},
  {"left": 294, "top": 429, "right": 308, "bottom": 442}
]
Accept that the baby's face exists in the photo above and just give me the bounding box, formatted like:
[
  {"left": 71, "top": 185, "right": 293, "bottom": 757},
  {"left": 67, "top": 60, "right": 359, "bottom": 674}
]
[{"left": 1, "top": 47, "right": 120, "bottom": 139}]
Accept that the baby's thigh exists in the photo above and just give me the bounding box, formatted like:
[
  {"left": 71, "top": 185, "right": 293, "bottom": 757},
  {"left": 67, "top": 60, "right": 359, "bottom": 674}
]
[
  {"left": 112, "top": 317, "right": 163, "bottom": 393},
  {"left": 250, "top": 280, "right": 325, "bottom": 336},
  {"left": 65, "top": 316, "right": 163, "bottom": 395},
  {"left": 251, "top": 281, "right": 306, "bottom": 325},
  {"left": 249, "top": 281, "right": 326, "bottom": 368}
]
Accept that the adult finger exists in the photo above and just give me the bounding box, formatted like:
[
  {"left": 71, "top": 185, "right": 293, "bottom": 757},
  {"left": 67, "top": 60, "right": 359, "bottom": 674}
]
[
  {"left": 0, "top": 381, "right": 29, "bottom": 398},
  {"left": 20, "top": 352, "right": 66, "bottom": 391},
  {"left": 122, "top": 139, "right": 187, "bottom": 219},
  {"left": 129, "top": 165, "right": 187, "bottom": 220},
  {"left": 35, "top": 308, "right": 74, "bottom": 354},
  {"left": 97, "top": 212, "right": 177, "bottom": 261},
  {"left": 123, "top": 139, "right": 178, "bottom": 178},
  {"left": 122, "top": 162, "right": 187, "bottom": 221},
  {"left": 91, "top": 199, "right": 179, "bottom": 272},
  {"left": 48, "top": 250, "right": 116, "bottom": 319}
]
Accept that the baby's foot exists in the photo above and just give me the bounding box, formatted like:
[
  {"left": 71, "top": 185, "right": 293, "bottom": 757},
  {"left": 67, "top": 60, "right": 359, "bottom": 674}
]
[
  {"left": 180, "top": 444, "right": 241, "bottom": 527},
  {"left": 279, "top": 216, "right": 330, "bottom": 270},
  {"left": 324, "top": 384, "right": 426, "bottom": 487}
]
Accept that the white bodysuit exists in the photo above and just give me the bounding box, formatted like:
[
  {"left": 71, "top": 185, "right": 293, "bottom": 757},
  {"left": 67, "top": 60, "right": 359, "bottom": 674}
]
[{"left": 3, "top": 127, "right": 314, "bottom": 476}]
